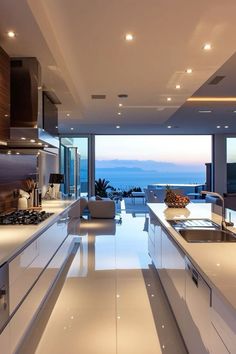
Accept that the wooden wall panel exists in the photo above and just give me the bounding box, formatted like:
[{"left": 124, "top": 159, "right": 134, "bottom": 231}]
[{"left": 0, "top": 47, "right": 10, "bottom": 143}]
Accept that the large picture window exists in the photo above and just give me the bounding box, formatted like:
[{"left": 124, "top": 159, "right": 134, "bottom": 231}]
[{"left": 95, "top": 135, "right": 212, "bottom": 191}]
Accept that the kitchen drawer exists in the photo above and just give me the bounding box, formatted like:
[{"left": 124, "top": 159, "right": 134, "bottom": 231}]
[
  {"left": 0, "top": 325, "right": 10, "bottom": 354},
  {"left": 211, "top": 292, "right": 236, "bottom": 353},
  {"left": 10, "top": 235, "right": 75, "bottom": 354},
  {"left": 9, "top": 220, "right": 68, "bottom": 314},
  {"left": 210, "top": 323, "right": 229, "bottom": 354},
  {"left": 9, "top": 239, "right": 39, "bottom": 286}
]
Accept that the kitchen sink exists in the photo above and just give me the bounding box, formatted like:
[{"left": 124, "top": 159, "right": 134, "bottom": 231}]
[
  {"left": 178, "top": 229, "right": 236, "bottom": 243},
  {"left": 167, "top": 218, "right": 236, "bottom": 242},
  {"left": 167, "top": 218, "right": 220, "bottom": 230}
]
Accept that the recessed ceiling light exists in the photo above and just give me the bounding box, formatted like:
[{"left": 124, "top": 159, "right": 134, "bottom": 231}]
[
  {"left": 233, "top": 110, "right": 236, "bottom": 113},
  {"left": 21, "top": 137, "right": 26, "bottom": 140},
  {"left": 117, "top": 112, "right": 122, "bottom": 115},
  {"left": 175, "top": 84, "right": 181, "bottom": 89},
  {"left": 116, "top": 125, "right": 120, "bottom": 129},
  {"left": 16, "top": 152, "right": 20, "bottom": 155},
  {"left": 30, "top": 139, "right": 35, "bottom": 143},
  {"left": 55, "top": 126, "right": 58, "bottom": 128},
  {"left": 125, "top": 33, "right": 134, "bottom": 41},
  {"left": 216, "top": 126, "right": 221, "bottom": 129},
  {"left": 198, "top": 110, "right": 212, "bottom": 113},
  {"left": 167, "top": 97, "right": 172, "bottom": 102},
  {"left": 203, "top": 43, "right": 212, "bottom": 51},
  {"left": 118, "top": 94, "right": 128, "bottom": 98},
  {"left": 188, "top": 97, "right": 236, "bottom": 102},
  {"left": 71, "top": 127, "right": 74, "bottom": 130},
  {"left": 186, "top": 68, "right": 192, "bottom": 74},
  {"left": 7, "top": 151, "right": 11, "bottom": 155},
  {"left": 225, "top": 125, "right": 229, "bottom": 129},
  {"left": 44, "top": 144, "right": 48, "bottom": 148},
  {"left": 66, "top": 113, "right": 70, "bottom": 117},
  {"left": 7, "top": 30, "right": 16, "bottom": 38},
  {"left": 119, "top": 103, "right": 123, "bottom": 107},
  {"left": 38, "top": 142, "right": 42, "bottom": 146},
  {"left": 4, "top": 114, "right": 8, "bottom": 117},
  {"left": 167, "top": 125, "right": 172, "bottom": 128}
]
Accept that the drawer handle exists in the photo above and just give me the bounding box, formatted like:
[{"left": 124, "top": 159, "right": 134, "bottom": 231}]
[
  {"left": 192, "top": 269, "right": 198, "bottom": 287},
  {"left": 0, "top": 289, "right": 7, "bottom": 310}
]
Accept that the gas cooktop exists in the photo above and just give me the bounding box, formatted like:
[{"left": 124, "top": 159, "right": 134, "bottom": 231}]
[{"left": 0, "top": 210, "right": 53, "bottom": 225}]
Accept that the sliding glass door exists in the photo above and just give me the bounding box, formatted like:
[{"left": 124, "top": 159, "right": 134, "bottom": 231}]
[{"left": 60, "top": 136, "right": 90, "bottom": 197}]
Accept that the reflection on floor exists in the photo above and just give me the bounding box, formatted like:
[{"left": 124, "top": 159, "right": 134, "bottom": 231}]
[{"left": 24, "top": 211, "right": 187, "bottom": 354}]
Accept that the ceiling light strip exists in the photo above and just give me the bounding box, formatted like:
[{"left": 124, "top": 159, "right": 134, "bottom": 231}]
[{"left": 188, "top": 97, "right": 236, "bottom": 102}]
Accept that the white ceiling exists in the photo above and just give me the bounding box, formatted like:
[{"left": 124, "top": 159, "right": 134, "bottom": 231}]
[{"left": 1, "top": 0, "right": 236, "bottom": 134}]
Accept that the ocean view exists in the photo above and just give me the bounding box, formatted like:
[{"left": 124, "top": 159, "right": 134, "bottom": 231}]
[{"left": 95, "top": 163, "right": 206, "bottom": 190}]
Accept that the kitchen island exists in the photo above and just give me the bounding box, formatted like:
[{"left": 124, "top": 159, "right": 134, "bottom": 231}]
[
  {"left": 148, "top": 202, "right": 236, "bottom": 354},
  {"left": 0, "top": 198, "right": 81, "bottom": 354}
]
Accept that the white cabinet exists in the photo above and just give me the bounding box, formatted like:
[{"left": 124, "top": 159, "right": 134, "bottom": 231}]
[
  {"left": 9, "top": 235, "right": 74, "bottom": 354},
  {"left": 9, "top": 218, "right": 68, "bottom": 314},
  {"left": 160, "top": 229, "right": 186, "bottom": 336},
  {"left": 210, "top": 324, "right": 229, "bottom": 354},
  {"left": 211, "top": 292, "right": 236, "bottom": 353},
  {"left": 148, "top": 212, "right": 161, "bottom": 269},
  {"left": 0, "top": 326, "right": 10, "bottom": 354}
]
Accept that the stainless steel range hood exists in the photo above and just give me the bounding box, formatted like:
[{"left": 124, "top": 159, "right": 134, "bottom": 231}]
[{"left": 9, "top": 57, "right": 59, "bottom": 149}]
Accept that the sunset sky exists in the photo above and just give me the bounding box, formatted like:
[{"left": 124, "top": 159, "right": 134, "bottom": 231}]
[{"left": 95, "top": 135, "right": 212, "bottom": 165}]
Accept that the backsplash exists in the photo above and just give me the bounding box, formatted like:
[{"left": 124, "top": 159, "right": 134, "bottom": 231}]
[{"left": 0, "top": 154, "right": 37, "bottom": 213}]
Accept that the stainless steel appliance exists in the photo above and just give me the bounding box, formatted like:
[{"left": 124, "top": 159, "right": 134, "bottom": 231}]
[
  {"left": 185, "top": 257, "right": 211, "bottom": 353},
  {"left": 0, "top": 210, "right": 53, "bottom": 225},
  {"left": 0, "top": 263, "right": 9, "bottom": 332}
]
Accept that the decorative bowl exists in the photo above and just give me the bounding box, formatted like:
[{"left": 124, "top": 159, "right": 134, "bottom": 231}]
[{"left": 164, "top": 201, "right": 189, "bottom": 208}]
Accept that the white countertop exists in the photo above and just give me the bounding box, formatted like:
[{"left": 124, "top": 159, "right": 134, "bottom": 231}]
[
  {"left": 148, "top": 202, "right": 236, "bottom": 313},
  {"left": 0, "top": 199, "right": 77, "bottom": 266}
]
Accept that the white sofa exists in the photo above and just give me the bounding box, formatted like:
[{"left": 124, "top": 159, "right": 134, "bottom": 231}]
[
  {"left": 75, "top": 196, "right": 116, "bottom": 218},
  {"left": 88, "top": 196, "right": 116, "bottom": 218}
]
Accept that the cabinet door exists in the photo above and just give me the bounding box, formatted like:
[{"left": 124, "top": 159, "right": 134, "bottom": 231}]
[
  {"left": 148, "top": 213, "right": 162, "bottom": 268},
  {"left": 9, "top": 235, "right": 74, "bottom": 354},
  {"left": 0, "top": 326, "right": 10, "bottom": 354},
  {"left": 210, "top": 324, "right": 229, "bottom": 354},
  {"left": 211, "top": 291, "right": 236, "bottom": 353},
  {"left": 159, "top": 230, "right": 186, "bottom": 334},
  {"left": 153, "top": 223, "right": 162, "bottom": 269},
  {"left": 9, "top": 216, "right": 68, "bottom": 314},
  {"left": 148, "top": 216, "right": 155, "bottom": 261}
]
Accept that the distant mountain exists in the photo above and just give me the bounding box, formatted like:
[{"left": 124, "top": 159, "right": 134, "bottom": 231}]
[{"left": 96, "top": 159, "right": 204, "bottom": 173}]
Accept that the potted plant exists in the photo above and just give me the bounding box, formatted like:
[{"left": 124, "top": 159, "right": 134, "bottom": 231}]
[{"left": 95, "top": 178, "right": 113, "bottom": 197}]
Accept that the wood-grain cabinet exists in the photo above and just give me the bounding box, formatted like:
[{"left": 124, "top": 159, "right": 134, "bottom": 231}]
[
  {"left": 0, "top": 46, "right": 10, "bottom": 143},
  {"left": 0, "top": 210, "right": 76, "bottom": 354},
  {"left": 148, "top": 212, "right": 234, "bottom": 354}
]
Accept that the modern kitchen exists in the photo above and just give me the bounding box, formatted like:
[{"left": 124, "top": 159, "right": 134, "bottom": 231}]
[{"left": 1, "top": 1, "right": 236, "bottom": 354}]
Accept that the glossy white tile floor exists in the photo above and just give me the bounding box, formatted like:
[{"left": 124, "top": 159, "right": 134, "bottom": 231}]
[{"left": 30, "top": 207, "right": 187, "bottom": 354}]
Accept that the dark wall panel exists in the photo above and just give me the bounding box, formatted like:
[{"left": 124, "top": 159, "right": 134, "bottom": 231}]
[{"left": 0, "top": 47, "right": 10, "bottom": 142}]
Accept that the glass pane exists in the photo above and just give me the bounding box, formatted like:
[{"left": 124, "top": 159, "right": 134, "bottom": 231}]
[
  {"left": 60, "top": 137, "right": 89, "bottom": 196},
  {"left": 95, "top": 135, "right": 212, "bottom": 196},
  {"left": 227, "top": 138, "right": 236, "bottom": 192}
]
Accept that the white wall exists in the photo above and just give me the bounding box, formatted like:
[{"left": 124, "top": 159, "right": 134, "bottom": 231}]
[{"left": 38, "top": 151, "right": 59, "bottom": 197}]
